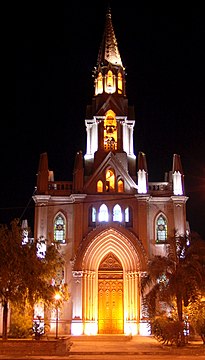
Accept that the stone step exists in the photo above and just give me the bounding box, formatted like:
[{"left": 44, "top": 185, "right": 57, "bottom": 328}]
[{"left": 71, "top": 334, "right": 132, "bottom": 342}]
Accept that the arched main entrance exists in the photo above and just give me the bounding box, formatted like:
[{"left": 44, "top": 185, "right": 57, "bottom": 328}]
[
  {"left": 98, "top": 252, "right": 123, "bottom": 334},
  {"left": 72, "top": 226, "right": 147, "bottom": 335}
]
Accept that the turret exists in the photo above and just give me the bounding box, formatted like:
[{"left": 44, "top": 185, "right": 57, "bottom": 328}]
[
  {"left": 137, "top": 151, "right": 148, "bottom": 194},
  {"left": 172, "top": 153, "right": 184, "bottom": 195}
]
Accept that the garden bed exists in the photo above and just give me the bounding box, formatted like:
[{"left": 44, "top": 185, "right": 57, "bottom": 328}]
[{"left": 0, "top": 336, "right": 73, "bottom": 356}]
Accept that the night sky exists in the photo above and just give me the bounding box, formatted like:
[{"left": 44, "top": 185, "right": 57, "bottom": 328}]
[{"left": 2, "top": 2, "right": 205, "bottom": 238}]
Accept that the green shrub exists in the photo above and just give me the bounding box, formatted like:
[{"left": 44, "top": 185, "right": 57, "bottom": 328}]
[{"left": 9, "top": 306, "right": 33, "bottom": 338}]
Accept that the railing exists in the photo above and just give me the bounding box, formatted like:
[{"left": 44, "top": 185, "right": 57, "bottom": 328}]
[
  {"left": 148, "top": 182, "right": 172, "bottom": 195},
  {"left": 48, "top": 181, "right": 73, "bottom": 195}
]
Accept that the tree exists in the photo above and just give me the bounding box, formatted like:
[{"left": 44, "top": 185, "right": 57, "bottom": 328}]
[
  {"left": 0, "top": 219, "right": 65, "bottom": 340},
  {"left": 186, "top": 297, "right": 205, "bottom": 343},
  {"left": 141, "top": 231, "right": 205, "bottom": 345}
]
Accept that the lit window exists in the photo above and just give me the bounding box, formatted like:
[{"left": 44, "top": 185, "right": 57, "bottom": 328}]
[
  {"left": 92, "top": 207, "right": 96, "bottom": 222},
  {"left": 106, "top": 169, "right": 115, "bottom": 192},
  {"left": 98, "top": 204, "right": 109, "bottom": 222},
  {"left": 125, "top": 207, "right": 129, "bottom": 223},
  {"left": 125, "top": 207, "right": 133, "bottom": 227},
  {"left": 97, "top": 180, "right": 103, "bottom": 192},
  {"left": 118, "top": 72, "right": 122, "bottom": 94},
  {"left": 54, "top": 214, "right": 66, "bottom": 243},
  {"left": 97, "top": 72, "right": 103, "bottom": 94},
  {"left": 156, "top": 215, "right": 167, "bottom": 242},
  {"left": 113, "top": 204, "right": 122, "bottom": 222},
  {"left": 118, "top": 179, "right": 124, "bottom": 192},
  {"left": 104, "top": 110, "right": 117, "bottom": 150},
  {"left": 89, "top": 206, "right": 97, "bottom": 227},
  {"left": 106, "top": 70, "right": 114, "bottom": 93}
]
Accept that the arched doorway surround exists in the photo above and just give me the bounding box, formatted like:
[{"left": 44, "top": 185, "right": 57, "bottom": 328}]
[{"left": 71, "top": 225, "right": 147, "bottom": 335}]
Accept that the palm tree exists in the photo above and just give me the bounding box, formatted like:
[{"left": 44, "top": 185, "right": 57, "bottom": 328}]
[{"left": 141, "top": 231, "right": 205, "bottom": 344}]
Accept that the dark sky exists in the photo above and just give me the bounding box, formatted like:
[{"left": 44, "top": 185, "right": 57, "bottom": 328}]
[{"left": 2, "top": 2, "right": 205, "bottom": 238}]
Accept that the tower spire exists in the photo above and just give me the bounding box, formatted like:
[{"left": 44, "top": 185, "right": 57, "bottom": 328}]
[{"left": 97, "top": 5, "right": 122, "bottom": 67}]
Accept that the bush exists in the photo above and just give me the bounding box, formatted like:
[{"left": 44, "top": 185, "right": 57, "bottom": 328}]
[
  {"left": 9, "top": 307, "right": 33, "bottom": 338},
  {"left": 151, "top": 317, "right": 184, "bottom": 346}
]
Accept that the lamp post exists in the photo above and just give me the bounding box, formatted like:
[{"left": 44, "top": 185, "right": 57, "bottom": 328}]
[{"left": 54, "top": 292, "right": 61, "bottom": 339}]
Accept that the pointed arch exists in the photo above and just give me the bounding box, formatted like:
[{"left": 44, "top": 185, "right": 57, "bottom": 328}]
[
  {"left": 117, "top": 179, "right": 124, "bottom": 192},
  {"left": 54, "top": 212, "right": 66, "bottom": 243},
  {"left": 155, "top": 213, "right": 167, "bottom": 243},
  {"left": 89, "top": 206, "right": 97, "bottom": 227},
  {"left": 106, "top": 168, "right": 115, "bottom": 191},
  {"left": 113, "top": 204, "right": 122, "bottom": 222},
  {"left": 98, "top": 204, "right": 109, "bottom": 222},
  {"left": 81, "top": 227, "right": 146, "bottom": 271},
  {"left": 117, "top": 72, "right": 123, "bottom": 94},
  {"left": 97, "top": 180, "right": 103, "bottom": 192},
  {"left": 125, "top": 206, "right": 133, "bottom": 227}
]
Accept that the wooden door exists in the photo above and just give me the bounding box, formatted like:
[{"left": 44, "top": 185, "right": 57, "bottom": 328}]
[{"left": 98, "top": 278, "right": 123, "bottom": 334}]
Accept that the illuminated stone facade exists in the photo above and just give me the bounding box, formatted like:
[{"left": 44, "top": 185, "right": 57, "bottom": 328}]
[{"left": 33, "top": 7, "right": 188, "bottom": 336}]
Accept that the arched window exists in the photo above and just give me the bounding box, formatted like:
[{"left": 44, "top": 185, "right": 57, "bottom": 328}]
[
  {"left": 106, "top": 70, "right": 114, "bottom": 93},
  {"left": 92, "top": 207, "right": 97, "bottom": 222},
  {"left": 118, "top": 179, "right": 124, "bottom": 192},
  {"left": 118, "top": 72, "right": 123, "bottom": 94},
  {"left": 113, "top": 204, "right": 122, "bottom": 222},
  {"left": 96, "top": 72, "right": 103, "bottom": 94},
  {"left": 88, "top": 206, "right": 97, "bottom": 227},
  {"left": 54, "top": 214, "right": 66, "bottom": 243},
  {"left": 97, "top": 180, "right": 103, "bottom": 192},
  {"left": 125, "top": 206, "right": 133, "bottom": 227},
  {"left": 106, "top": 169, "right": 115, "bottom": 192},
  {"left": 156, "top": 215, "right": 167, "bottom": 242},
  {"left": 98, "top": 204, "right": 109, "bottom": 222}
]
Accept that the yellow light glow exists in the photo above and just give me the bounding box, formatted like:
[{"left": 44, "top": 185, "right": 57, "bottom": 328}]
[{"left": 54, "top": 293, "right": 61, "bottom": 301}]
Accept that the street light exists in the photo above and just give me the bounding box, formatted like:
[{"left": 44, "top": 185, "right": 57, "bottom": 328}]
[{"left": 54, "top": 292, "right": 61, "bottom": 339}]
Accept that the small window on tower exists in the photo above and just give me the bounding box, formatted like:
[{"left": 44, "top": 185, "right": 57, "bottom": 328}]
[
  {"left": 118, "top": 72, "right": 122, "bottom": 94},
  {"left": 97, "top": 72, "right": 103, "bottom": 94},
  {"left": 106, "top": 70, "right": 114, "bottom": 93}
]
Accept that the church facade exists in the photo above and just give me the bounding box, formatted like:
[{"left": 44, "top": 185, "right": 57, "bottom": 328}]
[{"left": 33, "top": 7, "right": 188, "bottom": 336}]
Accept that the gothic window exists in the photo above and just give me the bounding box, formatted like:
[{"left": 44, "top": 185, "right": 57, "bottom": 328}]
[
  {"left": 54, "top": 214, "right": 66, "bottom": 243},
  {"left": 156, "top": 215, "right": 167, "bottom": 242},
  {"left": 106, "top": 70, "right": 114, "bottom": 93},
  {"left": 118, "top": 72, "right": 123, "bottom": 94},
  {"left": 125, "top": 206, "right": 133, "bottom": 227},
  {"left": 96, "top": 72, "right": 103, "bottom": 94},
  {"left": 106, "top": 169, "right": 115, "bottom": 192},
  {"left": 113, "top": 204, "right": 122, "bottom": 222},
  {"left": 89, "top": 206, "right": 97, "bottom": 226},
  {"left": 97, "top": 180, "right": 103, "bottom": 192},
  {"left": 118, "top": 179, "right": 124, "bottom": 192},
  {"left": 98, "top": 204, "right": 109, "bottom": 222}
]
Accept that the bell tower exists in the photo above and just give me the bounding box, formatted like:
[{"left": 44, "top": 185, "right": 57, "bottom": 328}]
[{"left": 84, "top": 7, "right": 136, "bottom": 179}]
